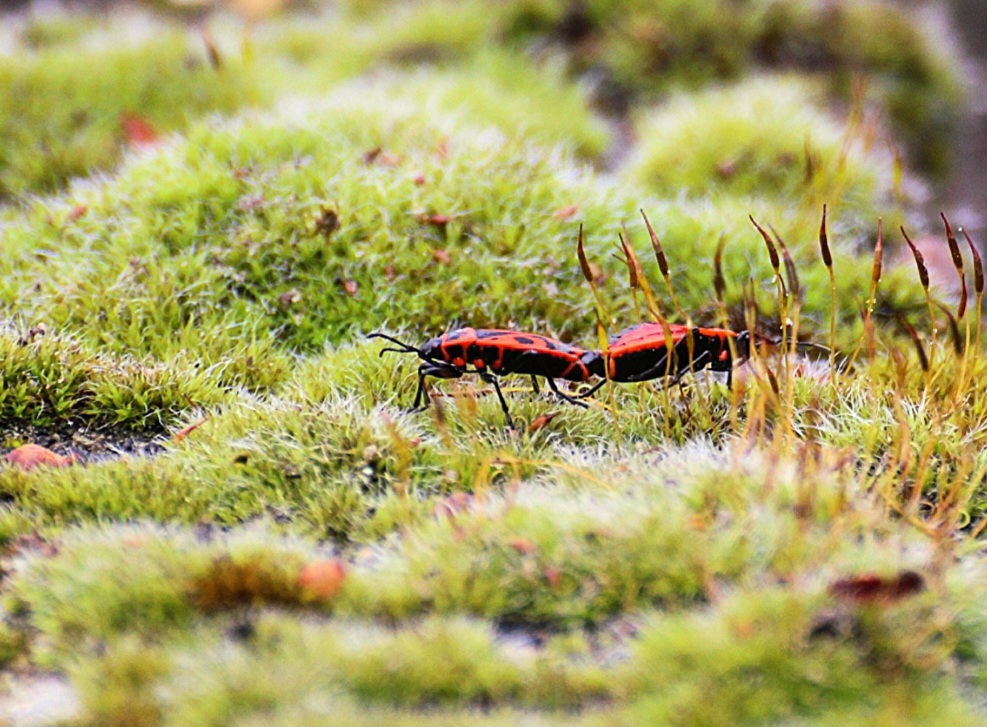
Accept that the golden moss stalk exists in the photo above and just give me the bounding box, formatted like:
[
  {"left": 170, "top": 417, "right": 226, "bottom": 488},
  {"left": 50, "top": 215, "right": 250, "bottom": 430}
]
[{"left": 577, "top": 224, "right": 621, "bottom": 442}]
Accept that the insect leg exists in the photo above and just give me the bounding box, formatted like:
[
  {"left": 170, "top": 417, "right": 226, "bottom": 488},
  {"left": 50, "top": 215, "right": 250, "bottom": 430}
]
[
  {"left": 493, "top": 349, "right": 555, "bottom": 399},
  {"left": 573, "top": 379, "right": 607, "bottom": 399},
  {"left": 412, "top": 365, "right": 430, "bottom": 411},
  {"left": 544, "top": 377, "right": 589, "bottom": 408},
  {"left": 411, "top": 361, "right": 463, "bottom": 412},
  {"left": 694, "top": 349, "right": 713, "bottom": 372},
  {"left": 624, "top": 350, "right": 672, "bottom": 383},
  {"left": 479, "top": 372, "right": 515, "bottom": 429}
]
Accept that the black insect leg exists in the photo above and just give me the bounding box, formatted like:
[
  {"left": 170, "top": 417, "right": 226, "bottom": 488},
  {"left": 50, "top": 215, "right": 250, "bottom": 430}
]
[
  {"left": 493, "top": 350, "right": 570, "bottom": 404},
  {"left": 692, "top": 350, "right": 712, "bottom": 375},
  {"left": 411, "top": 366, "right": 430, "bottom": 411},
  {"left": 411, "top": 361, "right": 463, "bottom": 412},
  {"left": 624, "top": 347, "right": 717, "bottom": 386},
  {"left": 574, "top": 378, "right": 607, "bottom": 399},
  {"left": 479, "top": 372, "right": 515, "bottom": 429},
  {"left": 545, "top": 377, "right": 588, "bottom": 408}
]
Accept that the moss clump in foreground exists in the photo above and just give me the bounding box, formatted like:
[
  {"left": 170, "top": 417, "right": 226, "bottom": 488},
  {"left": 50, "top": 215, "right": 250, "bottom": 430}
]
[{"left": 6, "top": 434, "right": 987, "bottom": 725}]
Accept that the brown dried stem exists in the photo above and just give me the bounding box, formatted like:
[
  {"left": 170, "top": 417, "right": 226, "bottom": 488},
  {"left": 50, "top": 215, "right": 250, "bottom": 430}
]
[
  {"left": 900, "top": 225, "right": 937, "bottom": 346},
  {"left": 818, "top": 206, "right": 838, "bottom": 381}
]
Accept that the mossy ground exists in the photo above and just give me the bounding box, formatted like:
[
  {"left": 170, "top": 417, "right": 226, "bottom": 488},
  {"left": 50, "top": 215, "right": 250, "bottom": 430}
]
[{"left": 0, "top": 1, "right": 984, "bottom": 725}]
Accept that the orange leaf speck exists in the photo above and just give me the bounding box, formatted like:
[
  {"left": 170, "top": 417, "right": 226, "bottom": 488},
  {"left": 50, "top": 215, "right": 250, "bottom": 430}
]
[
  {"left": 120, "top": 113, "right": 160, "bottom": 147},
  {"left": 298, "top": 559, "right": 347, "bottom": 601},
  {"left": 553, "top": 204, "right": 579, "bottom": 220}
]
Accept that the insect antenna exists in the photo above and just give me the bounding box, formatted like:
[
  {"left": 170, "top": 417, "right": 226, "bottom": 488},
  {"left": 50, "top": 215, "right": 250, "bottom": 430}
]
[{"left": 368, "top": 333, "right": 420, "bottom": 356}]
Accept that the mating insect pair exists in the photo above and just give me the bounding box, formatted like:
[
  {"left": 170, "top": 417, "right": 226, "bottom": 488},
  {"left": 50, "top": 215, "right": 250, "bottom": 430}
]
[{"left": 370, "top": 324, "right": 750, "bottom": 428}]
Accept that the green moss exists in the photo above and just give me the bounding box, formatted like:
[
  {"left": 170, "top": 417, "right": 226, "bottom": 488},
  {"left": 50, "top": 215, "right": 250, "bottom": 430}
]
[
  {"left": 0, "top": 88, "right": 921, "bottom": 371},
  {"left": 0, "top": 89, "right": 619, "bottom": 359},
  {"left": 0, "top": 29, "right": 262, "bottom": 198},
  {"left": 625, "top": 76, "right": 891, "bottom": 211},
  {"left": 0, "top": 325, "right": 240, "bottom": 429},
  {"left": 622, "top": 588, "right": 981, "bottom": 726},
  {"left": 6, "top": 524, "right": 315, "bottom": 664},
  {"left": 72, "top": 636, "right": 171, "bottom": 727},
  {"left": 0, "top": 3, "right": 981, "bottom": 724},
  {"left": 496, "top": 0, "right": 964, "bottom": 175},
  {"left": 365, "top": 51, "right": 610, "bottom": 160}
]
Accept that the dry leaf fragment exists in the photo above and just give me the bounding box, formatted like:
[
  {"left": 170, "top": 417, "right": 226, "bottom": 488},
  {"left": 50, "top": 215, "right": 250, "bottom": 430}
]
[
  {"left": 508, "top": 536, "right": 537, "bottom": 555},
  {"left": 297, "top": 559, "right": 347, "bottom": 601},
  {"left": 361, "top": 147, "right": 400, "bottom": 166},
  {"left": 421, "top": 213, "right": 450, "bottom": 226},
  {"left": 432, "top": 249, "right": 451, "bottom": 265},
  {"left": 828, "top": 570, "right": 925, "bottom": 604},
  {"left": 278, "top": 289, "right": 302, "bottom": 308},
  {"left": 3, "top": 444, "right": 79, "bottom": 472},
  {"left": 174, "top": 418, "right": 208, "bottom": 444},
  {"left": 553, "top": 204, "right": 579, "bottom": 220},
  {"left": 528, "top": 411, "right": 560, "bottom": 432},
  {"left": 433, "top": 492, "right": 473, "bottom": 519},
  {"left": 120, "top": 113, "right": 160, "bottom": 147},
  {"left": 717, "top": 158, "right": 738, "bottom": 178},
  {"left": 201, "top": 29, "right": 222, "bottom": 69},
  {"left": 362, "top": 147, "right": 382, "bottom": 164},
  {"left": 544, "top": 566, "right": 562, "bottom": 588},
  {"left": 314, "top": 206, "right": 340, "bottom": 239}
]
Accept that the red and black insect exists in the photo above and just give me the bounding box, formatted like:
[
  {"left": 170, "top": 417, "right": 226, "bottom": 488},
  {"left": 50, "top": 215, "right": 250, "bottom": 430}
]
[
  {"left": 369, "top": 328, "right": 601, "bottom": 428},
  {"left": 584, "top": 322, "right": 751, "bottom": 390}
]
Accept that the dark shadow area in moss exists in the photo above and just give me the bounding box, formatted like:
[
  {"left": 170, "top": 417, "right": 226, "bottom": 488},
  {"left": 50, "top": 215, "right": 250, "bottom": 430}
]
[{"left": 1, "top": 421, "right": 165, "bottom": 462}]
